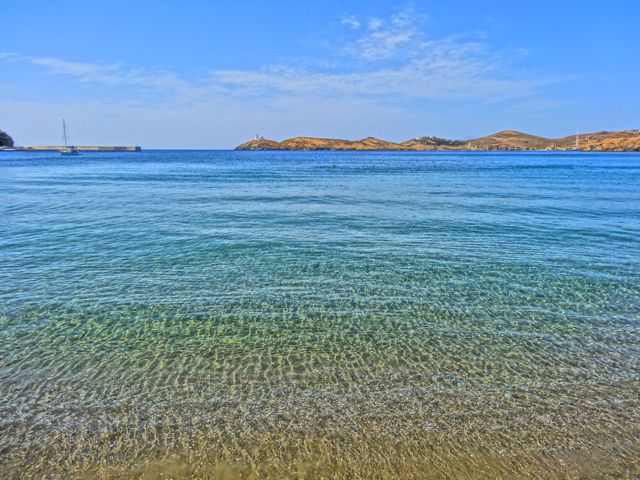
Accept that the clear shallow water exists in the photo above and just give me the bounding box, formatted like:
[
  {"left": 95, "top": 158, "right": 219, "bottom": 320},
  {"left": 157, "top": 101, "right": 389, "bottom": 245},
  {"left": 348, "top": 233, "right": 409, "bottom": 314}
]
[{"left": 0, "top": 150, "right": 639, "bottom": 478}]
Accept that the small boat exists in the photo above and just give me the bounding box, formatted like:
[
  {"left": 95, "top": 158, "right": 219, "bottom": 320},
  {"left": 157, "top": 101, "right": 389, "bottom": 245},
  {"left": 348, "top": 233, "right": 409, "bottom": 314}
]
[
  {"left": 60, "top": 147, "right": 80, "bottom": 156},
  {"left": 60, "top": 119, "right": 81, "bottom": 156}
]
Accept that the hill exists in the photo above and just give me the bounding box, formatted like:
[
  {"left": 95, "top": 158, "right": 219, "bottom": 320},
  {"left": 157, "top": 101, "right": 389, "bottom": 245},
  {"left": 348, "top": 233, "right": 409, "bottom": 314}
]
[
  {"left": 466, "top": 130, "right": 551, "bottom": 150},
  {"left": 235, "top": 136, "right": 424, "bottom": 151}
]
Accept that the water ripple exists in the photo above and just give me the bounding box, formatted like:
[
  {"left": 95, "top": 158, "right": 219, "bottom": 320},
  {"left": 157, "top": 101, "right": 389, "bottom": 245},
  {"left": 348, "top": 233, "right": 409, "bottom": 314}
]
[{"left": 1, "top": 150, "right": 639, "bottom": 478}]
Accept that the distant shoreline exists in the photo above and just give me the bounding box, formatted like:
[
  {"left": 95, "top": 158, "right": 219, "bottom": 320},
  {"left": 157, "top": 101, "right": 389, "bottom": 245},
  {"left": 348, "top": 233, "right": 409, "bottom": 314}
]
[{"left": 236, "top": 129, "right": 640, "bottom": 152}]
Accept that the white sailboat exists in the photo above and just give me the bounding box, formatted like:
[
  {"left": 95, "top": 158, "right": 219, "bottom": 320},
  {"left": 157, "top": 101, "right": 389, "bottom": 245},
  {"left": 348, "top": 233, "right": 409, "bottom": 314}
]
[{"left": 60, "top": 119, "right": 80, "bottom": 156}]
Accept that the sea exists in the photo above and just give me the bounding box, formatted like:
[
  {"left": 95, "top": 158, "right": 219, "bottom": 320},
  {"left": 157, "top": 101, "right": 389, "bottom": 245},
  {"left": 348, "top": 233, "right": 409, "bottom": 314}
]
[{"left": 1, "top": 150, "right": 639, "bottom": 478}]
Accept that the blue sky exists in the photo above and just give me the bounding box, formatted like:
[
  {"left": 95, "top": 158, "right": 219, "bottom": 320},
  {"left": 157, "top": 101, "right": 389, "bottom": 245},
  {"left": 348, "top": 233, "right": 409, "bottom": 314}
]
[{"left": 1, "top": 0, "right": 639, "bottom": 148}]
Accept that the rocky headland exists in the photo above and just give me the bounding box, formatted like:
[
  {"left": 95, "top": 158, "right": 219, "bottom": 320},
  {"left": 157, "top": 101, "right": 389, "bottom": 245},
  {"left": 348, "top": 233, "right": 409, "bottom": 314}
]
[
  {"left": 0, "top": 129, "right": 14, "bottom": 148},
  {"left": 236, "top": 130, "right": 640, "bottom": 152}
]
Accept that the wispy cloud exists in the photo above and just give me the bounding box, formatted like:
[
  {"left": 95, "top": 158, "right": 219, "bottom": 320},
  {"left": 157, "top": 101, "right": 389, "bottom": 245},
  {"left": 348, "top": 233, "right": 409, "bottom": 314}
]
[
  {"left": 345, "top": 9, "right": 423, "bottom": 60},
  {"left": 368, "top": 18, "right": 384, "bottom": 31},
  {"left": 0, "top": 7, "right": 552, "bottom": 107},
  {"left": 13, "top": 55, "right": 188, "bottom": 91},
  {"left": 0, "top": 39, "right": 547, "bottom": 108},
  {"left": 209, "top": 56, "right": 544, "bottom": 104},
  {"left": 208, "top": 27, "right": 548, "bottom": 104},
  {"left": 341, "top": 15, "right": 360, "bottom": 30},
  {"left": 0, "top": 8, "right": 561, "bottom": 146}
]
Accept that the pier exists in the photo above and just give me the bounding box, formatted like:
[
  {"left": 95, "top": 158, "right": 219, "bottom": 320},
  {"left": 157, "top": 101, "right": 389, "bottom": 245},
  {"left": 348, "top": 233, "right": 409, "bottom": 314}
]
[{"left": 2, "top": 145, "right": 141, "bottom": 152}]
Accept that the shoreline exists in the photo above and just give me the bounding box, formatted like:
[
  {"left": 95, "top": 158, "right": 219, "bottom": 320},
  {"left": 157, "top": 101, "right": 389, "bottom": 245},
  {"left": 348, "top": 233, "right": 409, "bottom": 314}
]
[
  {"left": 235, "top": 129, "right": 640, "bottom": 152},
  {"left": 3, "top": 147, "right": 640, "bottom": 153}
]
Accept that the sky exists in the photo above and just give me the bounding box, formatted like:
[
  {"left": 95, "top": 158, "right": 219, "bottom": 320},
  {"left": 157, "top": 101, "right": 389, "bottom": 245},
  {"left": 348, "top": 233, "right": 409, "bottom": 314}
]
[{"left": 1, "top": 0, "right": 639, "bottom": 148}]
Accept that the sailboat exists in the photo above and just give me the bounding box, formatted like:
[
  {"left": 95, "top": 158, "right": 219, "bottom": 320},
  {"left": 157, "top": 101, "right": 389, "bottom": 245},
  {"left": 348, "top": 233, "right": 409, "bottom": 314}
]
[{"left": 60, "top": 119, "right": 80, "bottom": 156}]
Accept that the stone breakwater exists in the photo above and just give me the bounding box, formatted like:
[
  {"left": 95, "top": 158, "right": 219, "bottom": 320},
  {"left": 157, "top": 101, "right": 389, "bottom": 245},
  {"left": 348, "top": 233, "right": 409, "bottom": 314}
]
[{"left": 2, "top": 145, "right": 141, "bottom": 151}]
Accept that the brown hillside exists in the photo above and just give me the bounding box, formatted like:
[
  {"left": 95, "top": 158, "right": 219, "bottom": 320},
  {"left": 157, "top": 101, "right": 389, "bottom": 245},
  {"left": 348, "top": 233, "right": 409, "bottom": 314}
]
[
  {"left": 235, "top": 129, "right": 640, "bottom": 152},
  {"left": 467, "top": 130, "right": 552, "bottom": 150},
  {"left": 236, "top": 136, "right": 432, "bottom": 151}
]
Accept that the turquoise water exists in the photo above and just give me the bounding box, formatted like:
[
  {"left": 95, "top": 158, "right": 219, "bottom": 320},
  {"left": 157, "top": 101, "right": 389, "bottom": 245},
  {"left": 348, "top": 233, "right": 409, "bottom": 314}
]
[{"left": 1, "top": 150, "right": 639, "bottom": 477}]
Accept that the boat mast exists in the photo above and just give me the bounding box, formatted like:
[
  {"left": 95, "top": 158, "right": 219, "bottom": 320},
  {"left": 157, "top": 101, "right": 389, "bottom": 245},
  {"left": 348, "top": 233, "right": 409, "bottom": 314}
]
[{"left": 62, "top": 119, "right": 69, "bottom": 148}]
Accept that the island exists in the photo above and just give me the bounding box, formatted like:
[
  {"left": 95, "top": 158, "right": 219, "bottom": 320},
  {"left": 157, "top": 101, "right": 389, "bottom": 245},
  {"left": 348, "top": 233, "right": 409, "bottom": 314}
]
[{"left": 236, "top": 129, "right": 640, "bottom": 152}]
